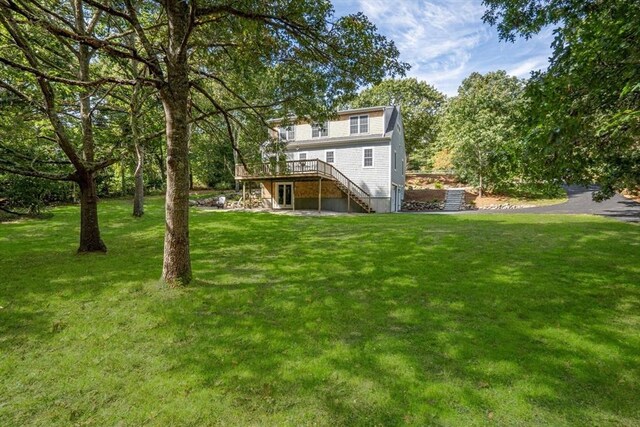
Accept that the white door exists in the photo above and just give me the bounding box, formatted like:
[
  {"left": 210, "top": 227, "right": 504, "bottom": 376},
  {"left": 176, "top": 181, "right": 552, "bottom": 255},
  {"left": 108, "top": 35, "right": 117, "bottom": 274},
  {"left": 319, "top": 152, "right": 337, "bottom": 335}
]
[
  {"left": 392, "top": 185, "right": 400, "bottom": 212},
  {"left": 275, "top": 183, "right": 293, "bottom": 208}
]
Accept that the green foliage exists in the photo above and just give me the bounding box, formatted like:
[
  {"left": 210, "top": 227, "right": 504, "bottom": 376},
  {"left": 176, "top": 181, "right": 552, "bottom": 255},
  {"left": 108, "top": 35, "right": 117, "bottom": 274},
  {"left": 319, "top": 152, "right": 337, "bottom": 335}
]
[
  {"left": 190, "top": 129, "right": 235, "bottom": 188},
  {"left": 483, "top": 0, "right": 640, "bottom": 199},
  {"left": 1, "top": 198, "right": 639, "bottom": 424},
  {"left": 438, "top": 71, "right": 526, "bottom": 194},
  {"left": 350, "top": 78, "right": 445, "bottom": 169},
  {"left": 0, "top": 174, "right": 72, "bottom": 213},
  {"left": 1, "top": 0, "right": 409, "bottom": 212}
]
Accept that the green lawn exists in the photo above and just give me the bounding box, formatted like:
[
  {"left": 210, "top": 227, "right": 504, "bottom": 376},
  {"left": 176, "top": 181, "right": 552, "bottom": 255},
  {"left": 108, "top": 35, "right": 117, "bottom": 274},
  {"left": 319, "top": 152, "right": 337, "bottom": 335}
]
[{"left": 1, "top": 198, "right": 639, "bottom": 426}]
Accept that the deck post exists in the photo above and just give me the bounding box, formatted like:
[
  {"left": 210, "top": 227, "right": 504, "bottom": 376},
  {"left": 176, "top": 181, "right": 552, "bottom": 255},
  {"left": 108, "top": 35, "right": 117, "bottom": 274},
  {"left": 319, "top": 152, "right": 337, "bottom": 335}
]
[
  {"left": 292, "top": 182, "right": 295, "bottom": 211},
  {"left": 242, "top": 182, "right": 246, "bottom": 208},
  {"left": 347, "top": 181, "right": 351, "bottom": 213},
  {"left": 318, "top": 178, "right": 322, "bottom": 213}
]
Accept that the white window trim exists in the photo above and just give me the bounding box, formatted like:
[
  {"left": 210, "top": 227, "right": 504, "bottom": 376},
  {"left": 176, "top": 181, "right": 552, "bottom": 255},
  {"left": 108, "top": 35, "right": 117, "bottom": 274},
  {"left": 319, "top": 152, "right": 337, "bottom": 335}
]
[
  {"left": 362, "top": 147, "right": 374, "bottom": 168},
  {"left": 325, "top": 149, "right": 335, "bottom": 164},
  {"left": 311, "top": 121, "right": 329, "bottom": 138},
  {"left": 298, "top": 152, "right": 307, "bottom": 160},
  {"left": 279, "top": 125, "right": 295, "bottom": 141},
  {"left": 350, "top": 115, "right": 369, "bottom": 135}
]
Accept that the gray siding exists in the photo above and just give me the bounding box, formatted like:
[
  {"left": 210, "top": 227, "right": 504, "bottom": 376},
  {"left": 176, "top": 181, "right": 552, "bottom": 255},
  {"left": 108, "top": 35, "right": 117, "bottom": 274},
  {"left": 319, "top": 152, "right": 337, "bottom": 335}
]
[
  {"left": 287, "top": 140, "right": 391, "bottom": 198},
  {"left": 389, "top": 111, "right": 406, "bottom": 211}
]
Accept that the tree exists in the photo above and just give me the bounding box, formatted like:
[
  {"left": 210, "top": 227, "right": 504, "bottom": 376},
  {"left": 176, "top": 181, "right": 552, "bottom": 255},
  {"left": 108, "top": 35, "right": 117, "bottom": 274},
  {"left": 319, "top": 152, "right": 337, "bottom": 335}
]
[
  {"left": 350, "top": 78, "right": 445, "bottom": 169},
  {"left": 1, "top": 1, "right": 407, "bottom": 285},
  {"left": 0, "top": 2, "right": 128, "bottom": 252},
  {"left": 483, "top": 0, "right": 640, "bottom": 199},
  {"left": 438, "top": 71, "right": 525, "bottom": 196}
]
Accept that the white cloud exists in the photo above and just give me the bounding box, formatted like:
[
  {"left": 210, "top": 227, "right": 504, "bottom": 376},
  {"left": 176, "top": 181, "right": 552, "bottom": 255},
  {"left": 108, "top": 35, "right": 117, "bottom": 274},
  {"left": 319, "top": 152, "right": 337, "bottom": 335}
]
[
  {"left": 334, "top": 0, "right": 554, "bottom": 96},
  {"left": 507, "top": 55, "right": 549, "bottom": 78}
]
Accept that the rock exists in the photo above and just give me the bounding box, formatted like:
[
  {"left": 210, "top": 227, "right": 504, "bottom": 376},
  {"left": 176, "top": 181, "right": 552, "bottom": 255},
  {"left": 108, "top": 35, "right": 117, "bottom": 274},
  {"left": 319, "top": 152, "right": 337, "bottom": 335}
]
[{"left": 401, "top": 200, "right": 444, "bottom": 211}]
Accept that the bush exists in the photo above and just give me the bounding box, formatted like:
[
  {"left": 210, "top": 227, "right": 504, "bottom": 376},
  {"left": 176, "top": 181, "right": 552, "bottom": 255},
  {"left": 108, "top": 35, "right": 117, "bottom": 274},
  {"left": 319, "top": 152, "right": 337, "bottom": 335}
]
[
  {"left": 214, "top": 182, "right": 234, "bottom": 190},
  {"left": 0, "top": 174, "right": 73, "bottom": 214}
]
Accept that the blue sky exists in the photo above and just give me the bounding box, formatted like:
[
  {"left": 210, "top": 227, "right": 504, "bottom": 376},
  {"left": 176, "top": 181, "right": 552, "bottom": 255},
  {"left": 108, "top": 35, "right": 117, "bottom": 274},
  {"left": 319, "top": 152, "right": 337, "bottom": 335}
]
[{"left": 332, "top": 0, "right": 554, "bottom": 96}]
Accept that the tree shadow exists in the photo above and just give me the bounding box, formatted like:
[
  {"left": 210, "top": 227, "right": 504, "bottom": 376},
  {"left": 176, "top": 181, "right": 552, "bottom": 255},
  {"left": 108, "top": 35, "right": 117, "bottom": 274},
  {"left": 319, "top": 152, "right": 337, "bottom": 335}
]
[
  {"left": 2, "top": 204, "right": 639, "bottom": 424},
  {"left": 156, "top": 212, "right": 640, "bottom": 424}
]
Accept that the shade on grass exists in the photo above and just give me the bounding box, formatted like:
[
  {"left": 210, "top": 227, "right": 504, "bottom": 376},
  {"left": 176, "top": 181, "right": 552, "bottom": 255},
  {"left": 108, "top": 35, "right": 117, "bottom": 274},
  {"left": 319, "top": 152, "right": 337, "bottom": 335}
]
[{"left": 1, "top": 197, "right": 639, "bottom": 425}]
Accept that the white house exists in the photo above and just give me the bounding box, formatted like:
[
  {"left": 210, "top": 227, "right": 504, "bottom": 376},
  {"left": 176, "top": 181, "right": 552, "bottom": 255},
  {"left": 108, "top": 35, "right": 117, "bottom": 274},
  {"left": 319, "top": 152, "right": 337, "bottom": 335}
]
[{"left": 235, "top": 106, "right": 406, "bottom": 213}]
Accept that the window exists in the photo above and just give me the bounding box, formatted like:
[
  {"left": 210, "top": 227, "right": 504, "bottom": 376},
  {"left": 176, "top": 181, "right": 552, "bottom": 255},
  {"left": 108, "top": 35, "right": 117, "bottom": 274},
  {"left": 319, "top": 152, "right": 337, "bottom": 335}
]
[
  {"left": 325, "top": 150, "right": 335, "bottom": 163},
  {"left": 298, "top": 152, "right": 307, "bottom": 160},
  {"left": 394, "top": 150, "right": 397, "bottom": 170},
  {"left": 278, "top": 125, "right": 295, "bottom": 141},
  {"left": 350, "top": 115, "right": 369, "bottom": 135},
  {"left": 363, "top": 147, "right": 373, "bottom": 167},
  {"left": 312, "top": 122, "right": 328, "bottom": 138}
]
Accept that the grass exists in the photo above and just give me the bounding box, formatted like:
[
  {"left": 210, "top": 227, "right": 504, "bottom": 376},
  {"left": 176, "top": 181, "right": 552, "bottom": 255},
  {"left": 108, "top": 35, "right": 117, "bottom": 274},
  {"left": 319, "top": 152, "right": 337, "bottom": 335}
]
[{"left": 1, "top": 197, "right": 639, "bottom": 426}]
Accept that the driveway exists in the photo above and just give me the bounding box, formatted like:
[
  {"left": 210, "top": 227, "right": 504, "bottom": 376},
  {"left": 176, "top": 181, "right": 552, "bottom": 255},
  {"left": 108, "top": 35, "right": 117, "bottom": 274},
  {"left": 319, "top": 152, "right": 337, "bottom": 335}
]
[{"left": 482, "top": 185, "right": 640, "bottom": 223}]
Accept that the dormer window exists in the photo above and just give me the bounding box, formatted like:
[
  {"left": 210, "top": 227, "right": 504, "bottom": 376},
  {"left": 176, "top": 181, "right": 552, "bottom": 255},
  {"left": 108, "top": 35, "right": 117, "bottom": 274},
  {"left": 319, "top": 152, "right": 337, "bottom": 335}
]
[
  {"left": 278, "top": 125, "right": 295, "bottom": 141},
  {"left": 311, "top": 122, "right": 328, "bottom": 138},
  {"left": 350, "top": 115, "right": 369, "bottom": 135}
]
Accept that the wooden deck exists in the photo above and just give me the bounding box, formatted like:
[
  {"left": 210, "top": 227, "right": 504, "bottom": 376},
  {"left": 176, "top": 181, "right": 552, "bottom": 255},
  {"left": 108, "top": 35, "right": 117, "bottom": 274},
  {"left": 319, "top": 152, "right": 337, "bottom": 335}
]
[{"left": 235, "top": 159, "right": 374, "bottom": 212}]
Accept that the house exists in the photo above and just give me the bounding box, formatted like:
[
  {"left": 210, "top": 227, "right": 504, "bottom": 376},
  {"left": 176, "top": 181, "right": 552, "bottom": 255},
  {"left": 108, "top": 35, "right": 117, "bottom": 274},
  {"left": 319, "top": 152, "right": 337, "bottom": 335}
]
[{"left": 235, "top": 106, "right": 406, "bottom": 213}]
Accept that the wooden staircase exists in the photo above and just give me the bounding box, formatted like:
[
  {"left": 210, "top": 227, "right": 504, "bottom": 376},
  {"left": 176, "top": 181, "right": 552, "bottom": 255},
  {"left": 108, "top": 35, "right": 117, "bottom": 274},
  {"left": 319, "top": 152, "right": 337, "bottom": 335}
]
[
  {"left": 333, "top": 180, "right": 374, "bottom": 213},
  {"left": 235, "top": 159, "right": 375, "bottom": 213}
]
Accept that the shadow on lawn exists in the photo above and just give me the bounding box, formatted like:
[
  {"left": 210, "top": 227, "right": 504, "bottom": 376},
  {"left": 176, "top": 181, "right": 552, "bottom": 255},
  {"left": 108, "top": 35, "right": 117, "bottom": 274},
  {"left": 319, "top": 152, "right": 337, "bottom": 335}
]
[
  {"left": 0, "top": 199, "right": 165, "bottom": 346},
  {"left": 158, "top": 212, "right": 640, "bottom": 424},
  {"left": 1, "top": 207, "right": 639, "bottom": 424}
]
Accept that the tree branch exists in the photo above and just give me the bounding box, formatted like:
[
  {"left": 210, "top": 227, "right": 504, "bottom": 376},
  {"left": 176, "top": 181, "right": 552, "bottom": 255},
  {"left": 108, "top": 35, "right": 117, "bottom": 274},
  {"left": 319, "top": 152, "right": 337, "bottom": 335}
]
[
  {"left": 0, "top": 79, "right": 40, "bottom": 108},
  {"left": 0, "top": 8, "right": 85, "bottom": 171},
  {"left": 0, "top": 163, "right": 76, "bottom": 181},
  {"left": 0, "top": 56, "right": 138, "bottom": 87}
]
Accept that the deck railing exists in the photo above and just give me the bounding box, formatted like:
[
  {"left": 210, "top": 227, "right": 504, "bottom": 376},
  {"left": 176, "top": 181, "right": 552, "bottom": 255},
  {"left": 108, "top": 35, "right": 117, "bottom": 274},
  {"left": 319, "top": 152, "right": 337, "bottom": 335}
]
[{"left": 235, "top": 159, "right": 372, "bottom": 211}]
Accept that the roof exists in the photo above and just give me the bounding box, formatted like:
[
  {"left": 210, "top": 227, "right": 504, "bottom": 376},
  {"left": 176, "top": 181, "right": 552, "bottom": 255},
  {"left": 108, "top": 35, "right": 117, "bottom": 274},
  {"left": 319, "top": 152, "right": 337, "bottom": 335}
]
[
  {"left": 336, "top": 105, "right": 387, "bottom": 115},
  {"left": 384, "top": 106, "right": 399, "bottom": 136},
  {"left": 267, "top": 105, "right": 389, "bottom": 124},
  {"left": 286, "top": 133, "right": 391, "bottom": 149}
]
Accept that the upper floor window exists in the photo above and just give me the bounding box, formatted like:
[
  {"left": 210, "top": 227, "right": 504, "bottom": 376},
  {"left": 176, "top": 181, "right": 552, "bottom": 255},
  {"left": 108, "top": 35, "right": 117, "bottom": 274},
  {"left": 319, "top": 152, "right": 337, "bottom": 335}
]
[
  {"left": 278, "top": 125, "right": 295, "bottom": 141},
  {"left": 325, "top": 150, "right": 335, "bottom": 163},
  {"left": 394, "top": 150, "right": 397, "bottom": 170},
  {"left": 350, "top": 115, "right": 369, "bottom": 135},
  {"left": 311, "top": 122, "right": 328, "bottom": 138},
  {"left": 363, "top": 147, "right": 373, "bottom": 167}
]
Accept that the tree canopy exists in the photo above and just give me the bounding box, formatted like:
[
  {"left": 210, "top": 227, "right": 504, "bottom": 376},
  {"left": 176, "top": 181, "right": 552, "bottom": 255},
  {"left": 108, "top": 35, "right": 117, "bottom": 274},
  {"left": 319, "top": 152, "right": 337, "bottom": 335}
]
[
  {"left": 0, "top": 0, "right": 408, "bottom": 284},
  {"left": 483, "top": 0, "right": 640, "bottom": 199},
  {"left": 438, "top": 71, "right": 525, "bottom": 196}
]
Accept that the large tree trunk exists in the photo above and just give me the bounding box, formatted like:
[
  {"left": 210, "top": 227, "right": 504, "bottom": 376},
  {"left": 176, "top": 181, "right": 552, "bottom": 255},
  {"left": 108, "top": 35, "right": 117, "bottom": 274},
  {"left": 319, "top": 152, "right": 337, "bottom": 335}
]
[
  {"left": 75, "top": 0, "right": 106, "bottom": 253},
  {"left": 161, "top": 94, "right": 192, "bottom": 284},
  {"left": 78, "top": 172, "right": 106, "bottom": 252},
  {"left": 160, "top": 0, "right": 192, "bottom": 285}
]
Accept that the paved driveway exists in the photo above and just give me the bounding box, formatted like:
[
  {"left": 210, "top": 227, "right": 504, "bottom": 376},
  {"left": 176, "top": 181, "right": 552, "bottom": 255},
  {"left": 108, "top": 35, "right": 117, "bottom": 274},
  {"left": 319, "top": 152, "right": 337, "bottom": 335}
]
[{"left": 485, "top": 186, "right": 640, "bottom": 223}]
